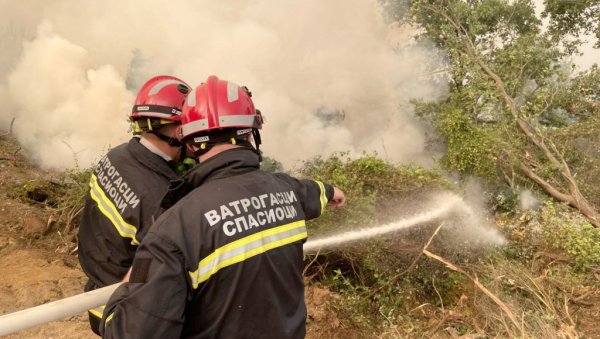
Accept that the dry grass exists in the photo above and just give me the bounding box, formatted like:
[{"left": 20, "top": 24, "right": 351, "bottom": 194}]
[
  {"left": 423, "top": 250, "right": 525, "bottom": 337},
  {"left": 413, "top": 254, "right": 599, "bottom": 338}
]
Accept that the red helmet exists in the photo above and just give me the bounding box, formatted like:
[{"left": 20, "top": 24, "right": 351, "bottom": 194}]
[
  {"left": 179, "top": 75, "right": 262, "bottom": 141},
  {"left": 130, "top": 75, "right": 191, "bottom": 133}
]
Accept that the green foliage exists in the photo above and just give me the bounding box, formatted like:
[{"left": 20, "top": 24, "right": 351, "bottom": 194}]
[
  {"left": 301, "top": 2, "right": 600, "bottom": 335},
  {"left": 60, "top": 170, "right": 92, "bottom": 230},
  {"left": 537, "top": 202, "right": 600, "bottom": 270},
  {"left": 9, "top": 170, "right": 91, "bottom": 232},
  {"left": 504, "top": 201, "right": 600, "bottom": 271},
  {"left": 260, "top": 156, "right": 284, "bottom": 173},
  {"left": 543, "top": 0, "right": 600, "bottom": 48},
  {"left": 490, "top": 186, "right": 519, "bottom": 212},
  {"left": 11, "top": 179, "right": 65, "bottom": 207},
  {"left": 300, "top": 153, "right": 464, "bottom": 330},
  {"left": 417, "top": 102, "right": 501, "bottom": 179},
  {"left": 324, "top": 267, "right": 412, "bottom": 329},
  {"left": 408, "top": 0, "right": 561, "bottom": 184},
  {"left": 299, "top": 152, "right": 447, "bottom": 234},
  {"left": 541, "top": 66, "right": 600, "bottom": 209},
  {"left": 411, "top": 0, "right": 544, "bottom": 63},
  {"left": 176, "top": 157, "right": 197, "bottom": 175},
  {"left": 307, "top": 162, "right": 600, "bottom": 337},
  {"left": 405, "top": 0, "right": 600, "bottom": 224}
]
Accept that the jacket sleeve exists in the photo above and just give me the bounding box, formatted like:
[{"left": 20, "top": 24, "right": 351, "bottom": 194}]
[
  {"left": 101, "top": 232, "right": 190, "bottom": 339},
  {"left": 273, "top": 173, "right": 334, "bottom": 220}
]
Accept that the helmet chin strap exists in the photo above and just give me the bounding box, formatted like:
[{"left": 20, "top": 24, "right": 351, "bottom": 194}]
[
  {"left": 152, "top": 131, "right": 183, "bottom": 147},
  {"left": 252, "top": 128, "right": 262, "bottom": 162}
]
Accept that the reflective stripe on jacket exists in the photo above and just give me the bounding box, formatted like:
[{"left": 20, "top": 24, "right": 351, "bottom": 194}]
[
  {"left": 78, "top": 137, "right": 179, "bottom": 335},
  {"left": 101, "top": 148, "right": 333, "bottom": 339}
]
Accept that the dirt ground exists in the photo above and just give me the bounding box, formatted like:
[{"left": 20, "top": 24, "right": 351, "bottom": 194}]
[{"left": 0, "top": 133, "right": 349, "bottom": 338}]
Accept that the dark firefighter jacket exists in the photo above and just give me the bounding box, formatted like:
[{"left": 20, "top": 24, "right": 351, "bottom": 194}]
[
  {"left": 100, "top": 147, "right": 334, "bottom": 339},
  {"left": 78, "top": 137, "right": 179, "bottom": 333}
]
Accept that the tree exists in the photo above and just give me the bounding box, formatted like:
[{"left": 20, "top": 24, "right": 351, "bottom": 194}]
[
  {"left": 398, "top": 0, "right": 600, "bottom": 225},
  {"left": 543, "top": 0, "right": 600, "bottom": 48}
]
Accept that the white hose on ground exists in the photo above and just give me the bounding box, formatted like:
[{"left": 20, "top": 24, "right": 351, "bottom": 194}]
[{"left": 0, "top": 283, "right": 122, "bottom": 336}]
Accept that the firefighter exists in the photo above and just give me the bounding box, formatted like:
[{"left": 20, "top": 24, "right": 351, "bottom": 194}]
[
  {"left": 100, "top": 75, "right": 346, "bottom": 339},
  {"left": 78, "top": 75, "right": 191, "bottom": 335}
]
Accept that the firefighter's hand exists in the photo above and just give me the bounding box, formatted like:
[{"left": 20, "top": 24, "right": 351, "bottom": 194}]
[{"left": 330, "top": 187, "right": 346, "bottom": 208}]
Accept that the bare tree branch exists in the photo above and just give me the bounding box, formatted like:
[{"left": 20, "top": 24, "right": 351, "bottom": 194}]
[
  {"left": 520, "top": 163, "right": 572, "bottom": 203},
  {"left": 423, "top": 249, "right": 525, "bottom": 337}
]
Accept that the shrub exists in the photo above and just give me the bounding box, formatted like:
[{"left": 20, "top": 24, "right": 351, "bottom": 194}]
[
  {"left": 510, "top": 201, "right": 600, "bottom": 271},
  {"left": 539, "top": 202, "right": 600, "bottom": 271},
  {"left": 298, "top": 153, "right": 454, "bottom": 330},
  {"left": 9, "top": 170, "right": 91, "bottom": 233},
  {"left": 298, "top": 152, "right": 447, "bottom": 235}
]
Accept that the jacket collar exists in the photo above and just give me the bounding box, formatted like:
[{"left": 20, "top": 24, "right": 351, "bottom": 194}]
[
  {"left": 127, "top": 137, "right": 178, "bottom": 180},
  {"left": 185, "top": 147, "right": 260, "bottom": 188},
  {"left": 159, "top": 148, "right": 260, "bottom": 211},
  {"left": 139, "top": 136, "right": 172, "bottom": 162}
]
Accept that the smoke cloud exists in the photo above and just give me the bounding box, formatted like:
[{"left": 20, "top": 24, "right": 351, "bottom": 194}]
[
  {"left": 0, "top": 0, "right": 446, "bottom": 169},
  {"left": 519, "top": 189, "right": 540, "bottom": 211},
  {"left": 447, "top": 178, "right": 505, "bottom": 246}
]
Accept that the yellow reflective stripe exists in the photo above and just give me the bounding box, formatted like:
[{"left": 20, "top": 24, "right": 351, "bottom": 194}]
[
  {"left": 314, "top": 180, "right": 327, "bottom": 215},
  {"left": 88, "top": 305, "right": 105, "bottom": 319},
  {"left": 89, "top": 174, "right": 139, "bottom": 245},
  {"left": 189, "top": 220, "right": 307, "bottom": 289},
  {"left": 193, "top": 231, "right": 307, "bottom": 288},
  {"left": 105, "top": 312, "right": 114, "bottom": 326},
  {"left": 197, "top": 221, "right": 305, "bottom": 272}
]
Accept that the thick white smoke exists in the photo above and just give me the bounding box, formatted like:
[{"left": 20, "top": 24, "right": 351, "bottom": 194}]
[
  {"left": 0, "top": 0, "right": 446, "bottom": 169},
  {"left": 5, "top": 23, "right": 132, "bottom": 168}
]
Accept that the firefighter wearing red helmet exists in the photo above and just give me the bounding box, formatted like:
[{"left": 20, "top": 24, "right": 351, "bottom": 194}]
[
  {"left": 101, "top": 75, "right": 346, "bottom": 339},
  {"left": 78, "top": 75, "right": 191, "bottom": 336}
]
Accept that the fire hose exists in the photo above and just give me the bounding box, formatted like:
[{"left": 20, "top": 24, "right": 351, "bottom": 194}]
[
  {"left": 0, "top": 194, "right": 464, "bottom": 336},
  {"left": 0, "top": 283, "right": 121, "bottom": 336}
]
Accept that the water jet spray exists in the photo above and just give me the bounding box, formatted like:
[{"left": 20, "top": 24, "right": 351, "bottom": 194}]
[{"left": 304, "top": 192, "right": 463, "bottom": 253}]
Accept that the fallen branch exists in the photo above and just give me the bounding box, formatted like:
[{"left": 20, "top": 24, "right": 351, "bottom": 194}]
[
  {"left": 563, "top": 294, "right": 575, "bottom": 327},
  {"left": 422, "top": 249, "right": 526, "bottom": 338},
  {"left": 369, "top": 223, "right": 444, "bottom": 297},
  {"left": 393, "top": 222, "right": 444, "bottom": 280},
  {"left": 303, "top": 248, "right": 322, "bottom": 277},
  {"left": 428, "top": 312, "right": 450, "bottom": 335},
  {"left": 303, "top": 248, "right": 330, "bottom": 283}
]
